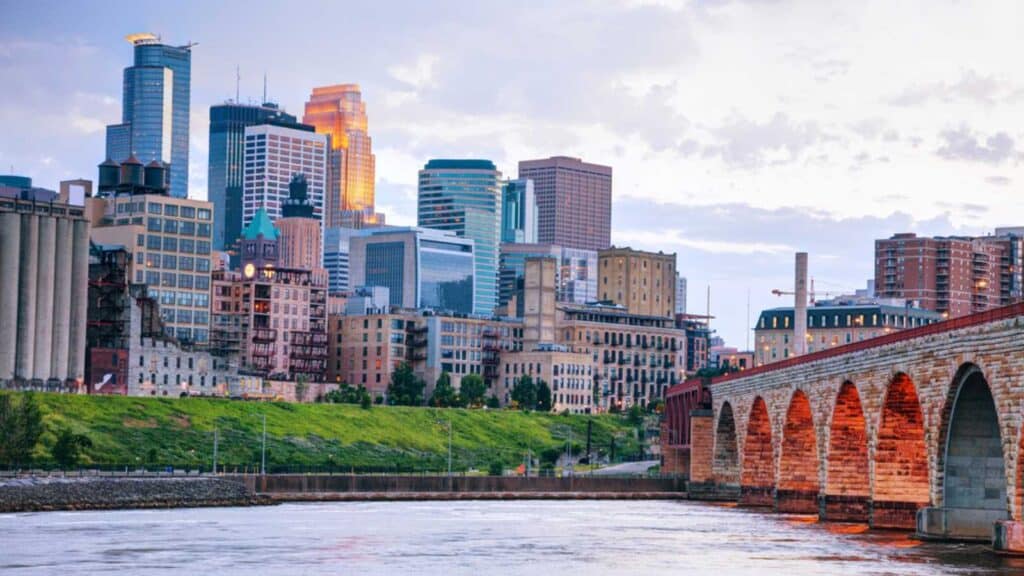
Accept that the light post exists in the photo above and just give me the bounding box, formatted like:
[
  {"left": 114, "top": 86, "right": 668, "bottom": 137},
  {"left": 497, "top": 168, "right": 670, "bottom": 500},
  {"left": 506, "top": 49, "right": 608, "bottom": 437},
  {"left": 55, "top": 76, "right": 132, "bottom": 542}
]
[
  {"left": 261, "top": 413, "right": 267, "bottom": 476},
  {"left": 436, "top": 418, "right": 452, "bottom": 490}
]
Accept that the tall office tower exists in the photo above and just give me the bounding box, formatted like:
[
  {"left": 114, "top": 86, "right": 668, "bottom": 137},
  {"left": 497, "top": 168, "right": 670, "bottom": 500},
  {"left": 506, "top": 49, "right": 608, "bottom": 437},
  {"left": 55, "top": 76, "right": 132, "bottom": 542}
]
[
  {"left": 418, "top": 159, "right": 502, "bottom": 315},
  {"left": 242, "top": 124, "right": 327, "bottom": 231},
  {"left": 598, "top": 247, "right": 677, "bottom": 318},
  {"left": 518, "top": 156, "right": 612, "bottom": 251},
  {"left": 105, "top": 33, "right": 192, "bottom": 198},
  {"left": 324, "top": 227, "right": 358, "bottom": 295},
  {"left": 875, "top": 231, "right": 1023, "bottom": 317},
  {"left": 302, "top": 85, "right": 383, "bottom": 228},
  {"left": 501, "top": 178, "right": 537, "bottom": 244},
  {"left": 277, "top": 175, "right": 322, "bottom": 272},
  {"left": 499, "top": 243, "right": 597, "bottom": 308},
  {"left": 208, "top": 101, "right": 300, "bottom": 251},
  {"left": 349, "top": 227, "right": 475, "bottom": 314},
  {"left": 675, "top": 274, "right": 687, "bottom": 314}
]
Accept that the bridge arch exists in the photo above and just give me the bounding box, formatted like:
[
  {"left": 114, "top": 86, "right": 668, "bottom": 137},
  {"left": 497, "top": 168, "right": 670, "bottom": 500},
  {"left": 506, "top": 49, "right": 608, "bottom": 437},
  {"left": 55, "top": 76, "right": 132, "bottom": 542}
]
[
  {"left": 936, "top": 363, "right": 1008, "bottom": 520},
  {"left": 824, "top": 381, "right": 869, "bottom": 521},
  {"left": 872, "top": 372, "right": 929, "bottom": 528},
  {"left": 713, "top": 402, "right": 740, "bottom": 485},
  {"left": 778, "top": 389, "right": 820, "bottom": 514},
  {"left": 740, "top": 396, "right": 774, "bottom": 506}
]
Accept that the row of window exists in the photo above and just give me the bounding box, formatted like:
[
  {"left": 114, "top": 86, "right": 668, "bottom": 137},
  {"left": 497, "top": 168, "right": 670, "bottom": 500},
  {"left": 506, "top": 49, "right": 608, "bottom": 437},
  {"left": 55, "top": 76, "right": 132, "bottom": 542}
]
[
  {"left": 144, "top": 271, "right": 211, "bottom": 291},
  {"left": 145, "top": 203, "right": 211, "bottom": 220},
  {"left": 141, "top": 234, "right": 212, "bottom": 255},
  {"left": 141, "top": 253, "right": 211, "bottom": 272}
]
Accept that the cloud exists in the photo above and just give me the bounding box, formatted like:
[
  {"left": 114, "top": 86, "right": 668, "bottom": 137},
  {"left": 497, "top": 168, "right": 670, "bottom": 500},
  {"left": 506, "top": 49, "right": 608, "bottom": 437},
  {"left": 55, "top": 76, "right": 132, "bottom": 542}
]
[
  {"left": 986, "top": 175, "right": 1011, "bottom": 186},
  {"left": 889, "top": 70, "right": 1022, "bottom": 107},
  {"left": 705, "top": 113, "right": 825, "bottom": 169},
  {"left": 936, "top": 127, "right": 1016, "bottom": 164}
]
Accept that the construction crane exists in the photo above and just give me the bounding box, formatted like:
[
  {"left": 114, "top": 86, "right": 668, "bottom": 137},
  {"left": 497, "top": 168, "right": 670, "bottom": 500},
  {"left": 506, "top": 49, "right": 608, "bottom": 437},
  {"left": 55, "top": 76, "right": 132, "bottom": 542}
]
[{"left": 770, "top": 279, "right": 848, "bottom": 304}]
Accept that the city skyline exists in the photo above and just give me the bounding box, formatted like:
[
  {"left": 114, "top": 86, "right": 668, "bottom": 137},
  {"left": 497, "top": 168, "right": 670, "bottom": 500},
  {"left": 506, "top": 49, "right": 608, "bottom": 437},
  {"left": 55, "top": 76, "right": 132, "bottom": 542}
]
[{"left": 2, "top": 1, "right": 1023, "bottom": 346}]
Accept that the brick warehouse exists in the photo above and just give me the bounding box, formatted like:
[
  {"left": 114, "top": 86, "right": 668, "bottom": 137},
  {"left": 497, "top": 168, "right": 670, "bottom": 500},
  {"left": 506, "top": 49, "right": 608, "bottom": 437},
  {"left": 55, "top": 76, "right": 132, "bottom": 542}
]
[{"left": 663, "top": 303, "right": 1024, "bottom": 551}]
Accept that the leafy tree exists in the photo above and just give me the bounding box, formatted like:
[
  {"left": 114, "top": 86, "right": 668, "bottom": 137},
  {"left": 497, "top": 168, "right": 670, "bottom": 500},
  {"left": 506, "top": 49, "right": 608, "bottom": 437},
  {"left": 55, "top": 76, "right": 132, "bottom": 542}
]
[
  {"left": 511, "top": 375, "right": 537, "bottom": 411},
  {"left": 360, "top": 392, "right": 372, "bottom": 410},
  {"left": 0, "top": 393, "right": 43, "bottom": 466},
  {"left": 459, "top": 373, "right": 487, "bottom": 407},
  {"left": 388, "top": 362, "right": 425, "bottom": 406},
  {"left": 627, "top": 404, "right": 645, "bottom": 426},
  {"left": 52, "top": 429, "right": 92, "bottom": 468},
  {"left": 325, "top": 384, "right": 373, "bottom": 406},
  {"left": 488, "top": 460, "right": 504, "bottom": 476},
  {"left": 535, "top": 379, "right": 552, "bottom": 412},
  {"left": 430, "top": 372, "right": 457, "bottom": 408},
  {"left": 486, "top": 395, "right": 501, "bottom": 409}
]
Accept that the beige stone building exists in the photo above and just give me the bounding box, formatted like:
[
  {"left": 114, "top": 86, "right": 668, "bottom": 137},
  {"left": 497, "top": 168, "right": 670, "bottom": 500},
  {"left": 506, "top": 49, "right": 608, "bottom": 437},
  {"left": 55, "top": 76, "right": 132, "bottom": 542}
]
[
  {"left": 598, "top": 247, "right": 676, "bottom": 319},
  {"left": 498, "top": 345, "right": 595, "bottom": 413}
]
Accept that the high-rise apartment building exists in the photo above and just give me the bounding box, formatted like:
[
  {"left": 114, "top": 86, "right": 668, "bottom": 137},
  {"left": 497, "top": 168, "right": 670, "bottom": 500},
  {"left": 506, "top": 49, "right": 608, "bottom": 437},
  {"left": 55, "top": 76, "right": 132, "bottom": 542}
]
[
  {"left": 675, "top": 275, "right": 688, "bottom": 315},
  {"left": 303, "top": 85, "right": 383, "bottom": 228},
  {"left": 277, "top": 174, "right": 322, "bottom": 272},
  {"left": 89, "top": 160, "right": 214, "bottom": 344},
  {"left": 875, "top": 231, "right": 1024, "bottom": 317},
  {"left": 324, "top": 227, "right": 358, "bottom": 295},
  {"left": 518, "top": 156, "right": 612, "bottom": 251},
  {"left": 207, "top": 101, "right": 301, "bottom": 251},
  {"left": 418, "top": 159, "right": 503, "bottom": 315},
  {"left": 598, "top": 247, "right": 677, "bottom": 318},
  {"left": 105, "top": 33, "right": 192, "bottom": 198},
  {"left": 349, "top": 227, "right": 475, "bottom": 314},
  {"left": 501, "top": 178, "right": 536, "bottom": 244},
  {"left": 242, "top": 124, "right": 327, "bottom": 230}
]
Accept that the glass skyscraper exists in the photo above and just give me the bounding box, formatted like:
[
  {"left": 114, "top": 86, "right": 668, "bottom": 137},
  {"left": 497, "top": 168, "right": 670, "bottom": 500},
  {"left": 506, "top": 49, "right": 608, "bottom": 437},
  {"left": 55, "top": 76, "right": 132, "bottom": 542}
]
[
  {"left": 501, "top": 178, "right": 536, "bottom": 244},
  {"left": 105, "top": 34, "right": 192, "bottom": 198},
  {"left": 349, "top": 227, "right": 474, "bottom": 314},
  {"left": 207, "top": 102, "right": 300, "bottom": 251},
  {"left": 418, "top": 159, "right": 502, "bottom": 316}
]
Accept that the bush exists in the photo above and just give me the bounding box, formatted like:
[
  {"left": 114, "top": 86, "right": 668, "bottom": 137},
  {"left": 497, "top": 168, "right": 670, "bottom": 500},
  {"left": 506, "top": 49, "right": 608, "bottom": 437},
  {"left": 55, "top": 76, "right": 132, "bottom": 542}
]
[{"left": 488, "top": 460, "right": 504, "bottom": 476}]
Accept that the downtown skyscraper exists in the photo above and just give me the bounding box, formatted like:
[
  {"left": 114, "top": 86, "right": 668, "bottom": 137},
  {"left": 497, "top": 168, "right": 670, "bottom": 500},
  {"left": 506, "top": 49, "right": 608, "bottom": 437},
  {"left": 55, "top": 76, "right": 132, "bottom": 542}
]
[
  {"left": 207, "top": 101, "right": 302, "bottom": 251},
  {"left": 418, "top": 159, "right": 502, "bottom": 315},
  {"left": 518, "top": 156, "right": 612, "bottom": 251},
  {"left": 105, "top": 33, "right": 192, "bottom": 198},
  {"left": 302, "top": 85, "right": 383, "bottom": 228}
]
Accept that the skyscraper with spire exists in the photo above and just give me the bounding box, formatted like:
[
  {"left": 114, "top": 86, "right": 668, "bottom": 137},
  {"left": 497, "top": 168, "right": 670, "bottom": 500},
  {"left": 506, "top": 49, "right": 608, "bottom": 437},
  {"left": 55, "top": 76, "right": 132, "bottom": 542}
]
[
  {"left": 105, "top": 33, "right": 192, "bottom": 198},
  {"left": 302, "top": 85, "right": 383, "bottom": 228}
]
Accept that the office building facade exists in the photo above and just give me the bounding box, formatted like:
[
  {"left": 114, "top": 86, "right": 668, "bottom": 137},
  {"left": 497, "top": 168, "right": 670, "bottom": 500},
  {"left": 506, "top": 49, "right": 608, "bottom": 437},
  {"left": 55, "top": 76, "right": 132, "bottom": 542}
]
[
  {"left": 207, "top": 101, "right": 301, "bottom": 251},
  {"left": 303, "top": 84, "right": 382, "bottom": 228},
  {"left": 350, "top": 227, "right": 475, "bottom": 314},
  {"left": 105, "top": 33, "right": 192, "bottom": 198},
  {"left": 598, "top": 247, "right": 677, "bottom": 318},
  {"left": 242, "top": 123, "right": 327, "bottom": 230},
  {"left": 324, "top": 227, "right": 358, "bottom": 295},
  {"left": 501, "top": 178, "right": 536, "bottom": 244},
  {"left": 276, "top": 174, "right": 322, "bottom": 272},
  {"left": 418, "top": 159, "right": 502, "bottom": 315},
  {"left": 500, "top": 244, "right": 598, "bottom": 311},
  {"left": 518, "top": 156, "right": 612, "bottom": 251}
]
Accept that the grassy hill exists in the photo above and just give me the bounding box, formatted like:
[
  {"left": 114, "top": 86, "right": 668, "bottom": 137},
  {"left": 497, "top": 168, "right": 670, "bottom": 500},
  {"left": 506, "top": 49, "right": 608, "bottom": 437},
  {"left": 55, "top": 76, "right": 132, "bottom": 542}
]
[{"left": 12, "top": 393, "right": 644, "bottom": 473}]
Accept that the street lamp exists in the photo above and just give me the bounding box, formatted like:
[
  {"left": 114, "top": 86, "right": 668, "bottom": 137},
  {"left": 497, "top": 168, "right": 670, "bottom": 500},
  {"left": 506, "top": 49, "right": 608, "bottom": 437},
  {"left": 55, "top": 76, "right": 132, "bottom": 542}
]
[{"left": 436, "top": 418, "right": 452, "bottom": 488}]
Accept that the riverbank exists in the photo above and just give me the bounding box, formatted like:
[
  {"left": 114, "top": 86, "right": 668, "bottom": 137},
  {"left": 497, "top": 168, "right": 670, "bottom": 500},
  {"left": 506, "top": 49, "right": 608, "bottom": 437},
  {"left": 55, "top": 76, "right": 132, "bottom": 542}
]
[{"left": 0, "top": 476, "right": 265, "bottom": 513}]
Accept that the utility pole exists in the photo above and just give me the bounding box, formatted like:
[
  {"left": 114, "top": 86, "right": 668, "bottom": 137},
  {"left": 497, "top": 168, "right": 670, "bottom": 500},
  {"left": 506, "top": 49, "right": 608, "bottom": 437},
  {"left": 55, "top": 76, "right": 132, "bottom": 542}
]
[
  {"left": 585, "top": 419, "right": 593, "bottom": 464},
  {"left": 212, "top": 429, "right": 219, "bottom": 475},
  {"left": 447, "top": 419, "right": 453, "bottom": 491},
  {"left": 261, "top": 413, "right": 267, "bottom": 476}
]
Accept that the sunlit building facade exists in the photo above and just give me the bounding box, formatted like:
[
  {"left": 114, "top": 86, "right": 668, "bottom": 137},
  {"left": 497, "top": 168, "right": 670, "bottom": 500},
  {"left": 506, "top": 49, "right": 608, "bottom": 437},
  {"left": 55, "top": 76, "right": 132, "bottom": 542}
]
[
  {"left": 418, "top": 159, "right": 503, "bottom": 316},
  {"left": 302, "top": 84, "right": 383, "bottom": 228},
  {"left": 242, "top": 124, "right": 327, "bottom": 230}
]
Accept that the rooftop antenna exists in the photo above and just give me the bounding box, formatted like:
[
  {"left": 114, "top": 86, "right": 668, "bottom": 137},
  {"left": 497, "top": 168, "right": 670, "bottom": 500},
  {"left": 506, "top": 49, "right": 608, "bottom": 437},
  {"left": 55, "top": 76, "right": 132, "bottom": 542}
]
[
  {"left": 263, "top": 72, "right": 267, "bottom": 104},
  {"left": 235, "top": 65, "right": 240, "bottom": 103},
  {"left": 745, "top": 288, "right": 750, "bottom": 351}
]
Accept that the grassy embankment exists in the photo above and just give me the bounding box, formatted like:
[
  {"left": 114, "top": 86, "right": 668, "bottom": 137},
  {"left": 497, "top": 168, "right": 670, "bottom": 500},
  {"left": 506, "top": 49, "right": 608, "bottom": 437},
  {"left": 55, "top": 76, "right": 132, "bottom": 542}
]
[{"left": 16, "top": 393, "right": 642, "bottom": 473}]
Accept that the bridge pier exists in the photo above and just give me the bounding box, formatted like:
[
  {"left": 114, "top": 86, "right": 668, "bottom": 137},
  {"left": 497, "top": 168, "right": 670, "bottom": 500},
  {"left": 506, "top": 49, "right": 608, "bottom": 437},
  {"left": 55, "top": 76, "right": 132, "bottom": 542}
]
[
  {"left": 775, "top": 489, "right": 818, "bottom": 514},
  {"left": 870, "top": 501, "right": 923, "bottom": 529},
  {"left": 993, "top": 521, "right": 1024, "bottom": 554},
  {"left": 739, "top": 486, "right": 774, "bottom": 507},
  {"left": 821, "top": 495, "right": 869, "bottom": 523},
  {"left": 916, "top": 506, "right": 1009, "bottom": 541}
]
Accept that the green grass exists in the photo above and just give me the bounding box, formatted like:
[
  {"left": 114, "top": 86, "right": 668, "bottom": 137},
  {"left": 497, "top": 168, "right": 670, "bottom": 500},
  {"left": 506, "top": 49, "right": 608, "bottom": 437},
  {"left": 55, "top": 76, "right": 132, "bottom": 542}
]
[{"left": 14, "top": 393, "right": 641, "bottom": 472}]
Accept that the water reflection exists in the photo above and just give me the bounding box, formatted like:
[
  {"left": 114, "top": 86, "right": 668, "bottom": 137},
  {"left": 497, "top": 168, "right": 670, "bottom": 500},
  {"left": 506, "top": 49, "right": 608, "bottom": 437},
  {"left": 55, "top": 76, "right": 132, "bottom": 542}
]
[{"left": 1, "top": 500, "right": 1023, "bottom": 575}]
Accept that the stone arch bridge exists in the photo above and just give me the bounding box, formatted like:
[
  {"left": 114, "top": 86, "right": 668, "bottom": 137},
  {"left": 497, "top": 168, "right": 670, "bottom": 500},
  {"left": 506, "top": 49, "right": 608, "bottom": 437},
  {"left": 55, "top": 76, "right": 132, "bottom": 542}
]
[{"left": 662, "top": 303, "right": 1024, "bottom": 551}]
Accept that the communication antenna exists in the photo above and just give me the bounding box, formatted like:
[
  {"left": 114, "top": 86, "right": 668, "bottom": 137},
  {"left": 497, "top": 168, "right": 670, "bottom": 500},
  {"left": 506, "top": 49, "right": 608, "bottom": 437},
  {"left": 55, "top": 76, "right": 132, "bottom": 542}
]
[
  {"left": 263, "top": 73, "right": 268, "bottom": 104},
  {"left": 235, "top": 65, "right": 240, "bottom": 103}
]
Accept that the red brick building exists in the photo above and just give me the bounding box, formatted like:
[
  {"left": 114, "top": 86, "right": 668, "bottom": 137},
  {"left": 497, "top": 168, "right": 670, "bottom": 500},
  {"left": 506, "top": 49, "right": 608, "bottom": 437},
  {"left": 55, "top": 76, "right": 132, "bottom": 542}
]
[{"left": 875, "top": 231, "right": 1023, "bottom": 317}]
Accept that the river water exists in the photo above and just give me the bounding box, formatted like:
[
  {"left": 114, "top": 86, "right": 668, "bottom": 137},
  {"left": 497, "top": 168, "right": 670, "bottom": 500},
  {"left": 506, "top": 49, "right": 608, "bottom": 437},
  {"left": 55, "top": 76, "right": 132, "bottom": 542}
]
[{"left": 2, "top": 500, "right": 1022, "bottom": 575}]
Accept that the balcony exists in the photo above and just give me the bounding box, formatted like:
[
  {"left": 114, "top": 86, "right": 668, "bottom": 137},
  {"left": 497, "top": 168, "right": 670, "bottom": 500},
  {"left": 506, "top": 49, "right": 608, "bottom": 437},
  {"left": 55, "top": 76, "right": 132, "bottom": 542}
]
[{"left": 252, "top": 328, "right": 276, "bottom": 343}]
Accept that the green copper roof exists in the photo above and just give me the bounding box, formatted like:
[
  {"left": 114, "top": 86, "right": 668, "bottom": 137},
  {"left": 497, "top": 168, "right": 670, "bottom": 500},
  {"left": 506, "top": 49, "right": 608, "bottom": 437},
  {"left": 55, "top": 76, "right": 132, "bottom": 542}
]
[{"left": 242, "top": 207, "right": 279, "bottom": 241}]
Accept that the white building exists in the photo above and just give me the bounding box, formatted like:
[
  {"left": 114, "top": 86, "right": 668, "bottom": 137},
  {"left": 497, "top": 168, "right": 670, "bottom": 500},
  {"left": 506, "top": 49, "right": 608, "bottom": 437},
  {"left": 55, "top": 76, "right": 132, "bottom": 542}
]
[
  {"left": 675, "top": 274, "right": 687, "bottom": 315},
  {"left": 242, "top": 124, "right": 327, "bottom": 229}
]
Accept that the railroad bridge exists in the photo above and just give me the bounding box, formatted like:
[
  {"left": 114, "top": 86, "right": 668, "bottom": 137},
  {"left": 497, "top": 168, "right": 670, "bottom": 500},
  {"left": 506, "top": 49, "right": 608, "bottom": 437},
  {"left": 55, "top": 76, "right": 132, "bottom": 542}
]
[{"left": 662, "top": 303, "right": 1024, "bottom": 551}]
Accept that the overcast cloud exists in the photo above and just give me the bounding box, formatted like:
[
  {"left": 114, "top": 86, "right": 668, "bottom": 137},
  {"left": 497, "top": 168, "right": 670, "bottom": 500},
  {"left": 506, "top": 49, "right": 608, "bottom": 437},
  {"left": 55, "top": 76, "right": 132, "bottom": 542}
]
[{"left": 1, "top": 0, "right": 1021, "bottom": 346}]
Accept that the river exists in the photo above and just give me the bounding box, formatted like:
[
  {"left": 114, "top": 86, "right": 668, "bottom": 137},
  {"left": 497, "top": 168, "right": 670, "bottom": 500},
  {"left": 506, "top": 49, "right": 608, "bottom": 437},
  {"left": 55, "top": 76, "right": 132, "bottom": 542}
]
[{"left": 2, "top": 500, "right": 1022, "bottom": 575}]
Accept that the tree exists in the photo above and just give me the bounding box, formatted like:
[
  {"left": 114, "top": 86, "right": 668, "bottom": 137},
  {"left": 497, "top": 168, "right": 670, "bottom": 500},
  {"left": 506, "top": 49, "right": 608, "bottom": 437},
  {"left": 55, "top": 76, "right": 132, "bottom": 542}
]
[
  {"left": 52, "top": 429, "right": 92, "bottom": 468},
  {"left": 0, "top": 393, "right": 43, "bottom": 466},
  {"left": 535, "top": 379, "right": 552, "bottom": 412},
  {"left": 488, "top": 460, "right": 504, "bottom": 476},
  {"left": 294, "top": 376, "right": 308, "bottom": 403},
  {"left": 486, "top": 395, "right": 501, "bottom": 409},
  {"left": 430, "top": 372, "right": 457, "bottom": 408},
  {"left": 388, "top": 362, "right": 425, "bottom": 406},
  {"left": 360, "top": 392, "right": 372, "bottom": 410},
  {"left": 511, "top": 375, "right": 537, "bottom": 411},
  {"left": 459, "top": 373, "right": 487, "bottom": 408},
  {"left": 627, "top": 404, "right": 645, "bottom": 426}
]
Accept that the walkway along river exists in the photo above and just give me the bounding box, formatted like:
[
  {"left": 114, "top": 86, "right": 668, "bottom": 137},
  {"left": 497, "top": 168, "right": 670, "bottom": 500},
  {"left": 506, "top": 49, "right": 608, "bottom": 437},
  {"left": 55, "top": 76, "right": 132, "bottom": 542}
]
[{"left": 2, "top": 500, "right": 1023, "bottom": 575}]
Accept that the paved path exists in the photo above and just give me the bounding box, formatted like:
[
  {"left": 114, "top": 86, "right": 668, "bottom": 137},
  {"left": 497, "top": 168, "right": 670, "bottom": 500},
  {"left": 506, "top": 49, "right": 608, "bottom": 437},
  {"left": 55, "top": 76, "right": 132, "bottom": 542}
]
[{"left": 588, "top": 460, "right": 660, "bottom": 476}]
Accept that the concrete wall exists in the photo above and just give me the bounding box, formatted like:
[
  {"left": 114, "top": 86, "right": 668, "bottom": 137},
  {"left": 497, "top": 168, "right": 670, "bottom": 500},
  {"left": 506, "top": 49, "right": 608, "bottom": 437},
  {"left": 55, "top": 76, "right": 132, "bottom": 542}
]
[{"left": 230, "top": 474, "right": 684, "bottom": 495}]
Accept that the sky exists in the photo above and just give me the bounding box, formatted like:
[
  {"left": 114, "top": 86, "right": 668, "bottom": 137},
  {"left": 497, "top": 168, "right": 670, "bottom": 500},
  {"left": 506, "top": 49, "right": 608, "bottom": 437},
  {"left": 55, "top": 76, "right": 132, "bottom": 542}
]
[{"left": 2, "top": 0, "right": 1022, "bottom": 348}]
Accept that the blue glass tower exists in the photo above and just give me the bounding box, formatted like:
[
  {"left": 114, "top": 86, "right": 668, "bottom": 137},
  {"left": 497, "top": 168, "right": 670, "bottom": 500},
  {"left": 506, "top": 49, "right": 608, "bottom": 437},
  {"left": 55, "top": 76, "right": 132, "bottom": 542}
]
[
  {"left": 105, "top": 34, "right": 192, "bottom": 198},
  {"left": 418, "top": 159, "right": 502, "bottom": 316},
  {"left": 208, "top": 102, "right": 299, "bottom": 251}
]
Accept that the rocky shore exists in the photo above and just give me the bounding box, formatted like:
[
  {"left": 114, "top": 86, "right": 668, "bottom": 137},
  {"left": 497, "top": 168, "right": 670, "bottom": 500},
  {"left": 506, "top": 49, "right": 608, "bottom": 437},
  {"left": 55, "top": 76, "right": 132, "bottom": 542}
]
[{"left": 0, "top": 476, "right": 267, "bottom": 513}]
